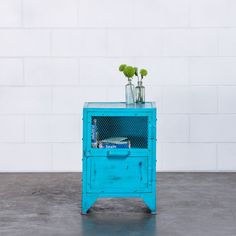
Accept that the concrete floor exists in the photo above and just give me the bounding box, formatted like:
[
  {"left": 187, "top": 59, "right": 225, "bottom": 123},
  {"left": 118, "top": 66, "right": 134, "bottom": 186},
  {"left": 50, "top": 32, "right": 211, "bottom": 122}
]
[{"left": 0, "top": 173, "right": 236, "bottom": 236}]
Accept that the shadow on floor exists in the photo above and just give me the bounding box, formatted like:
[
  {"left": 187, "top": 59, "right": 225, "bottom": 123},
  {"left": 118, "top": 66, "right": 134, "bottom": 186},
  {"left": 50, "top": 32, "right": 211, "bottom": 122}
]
[{"left": 81, "top": 198, "right": 158, "bottom": 236}]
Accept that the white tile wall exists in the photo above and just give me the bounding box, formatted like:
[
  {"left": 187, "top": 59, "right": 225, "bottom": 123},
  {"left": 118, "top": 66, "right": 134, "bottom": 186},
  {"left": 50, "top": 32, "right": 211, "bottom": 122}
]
[
  {"left": 0, "top": 144, "right": 51, "bottom": 171},
  {"left": 217, "top": 144, "right": 236, "bottom": 170},
  {"left": 146, "top": 86, "right": 163, "bottom": 112},
  {"left": 190, "top": 115, "right": 236, "bottom": 142},
  {"left": 0, "top": 116, "right": 24, "bottom": 142},
  {"left": 219, "top": 29, "right": 236, "bottom": 56},
  {"left": 0, "top": 88, "right": 51, "bottom": 114},
  {"left": 0, "top": 0, "right": 235, "bottom": 171},
  {"left": 162, "top": 29, "right": 218, "bottom": 56},
  {"left": 79, "top": 57, "right": 136, "bottom": 86},
  {"left": 52, "top": 87, "right": 107, "bottom": 113},
  {"left": 25, "top": 115, "right": 80, "bottom": 142},
  {"left": 108, "top": 30, "right": 162, "bottom": 57},
  {"left": 189, "top": 0, "right": 227, "bottom": 27},
  {"left": 160, "top": 143, "right": 217, "bottom": 171},
  {"left": 0, "top": 0, "right": 21, "bottom": 27},
  {"left": 0, "top": 30, "right": 50, "bottom": 56},
  {"left": 133, "top": 0, "right": 189, "bottom": 27},
  {"left": 78, "top": 0, "right": 133, "bottom": 28},
  {"left": 0, "top": 59, "right": 23, "bottom": 85},
  {"left": 106, "top": 86, "right": 124, "bottom": 102},
  {"left": 219, "top": 87, "right": 236, "bottom": 113},
  {"left": 135, "top": 57, "right": 189, "bottom": 86},
  {"left": 158, "top": 115, "right": 189, "bottom": 142},
  {"left": 24, "top": 58, "right": 79, "bottom": 86},
  {"left": 52, "top": 30, "right": 108, "bottom": 56},
  {"left": 190, "top": 0, "right": 236, "bottom": 27},
  {"left": 162, "top": 86, "right": 218, "bottom": 113},
  {"left": 227, "top": 0, "right": 236, "bottom": 27},
  {"left": 52, "top": 143, "right": 82, "bottom": 171},
  {"left": 23, "top": 0, "right": 78, "bottom": 27},
  {"left": 189, "top": 58, "right": 236, "bottom": 85}
]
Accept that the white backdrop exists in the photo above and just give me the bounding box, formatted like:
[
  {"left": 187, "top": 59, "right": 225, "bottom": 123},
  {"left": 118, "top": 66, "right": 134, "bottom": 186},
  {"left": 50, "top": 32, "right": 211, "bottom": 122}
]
[{"left": 0, "top": 0, "right": 236, "bottom": 171}]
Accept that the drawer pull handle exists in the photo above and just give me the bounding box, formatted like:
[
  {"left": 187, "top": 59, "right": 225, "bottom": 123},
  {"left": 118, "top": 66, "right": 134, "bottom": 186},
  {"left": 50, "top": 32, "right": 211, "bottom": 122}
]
[{"left": 107, "top": 150, "right": 130, "bottom": 158}]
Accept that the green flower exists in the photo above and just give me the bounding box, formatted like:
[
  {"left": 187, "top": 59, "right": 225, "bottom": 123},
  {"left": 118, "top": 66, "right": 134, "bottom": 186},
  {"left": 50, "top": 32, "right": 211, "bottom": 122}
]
[
  {"left": 140, "top": 69, "right": 148, "bottom": 79},
  {"left": 123, "top": 66, "right": 135, "bottom": 79},
  {"left": 119, "top": 64, "right": 127, "bottom": 72},
  {"left": 134, "top": 67, "right": 138, "bottom": 76}
]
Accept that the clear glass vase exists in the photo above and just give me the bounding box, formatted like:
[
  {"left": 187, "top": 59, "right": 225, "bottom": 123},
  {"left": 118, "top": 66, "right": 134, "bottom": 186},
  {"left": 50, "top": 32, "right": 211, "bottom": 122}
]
[
  {"left": 135, "top": 80, "right": 145, "bottom": 103},
  {"left": 125, "top": 80, "right": 135, "bottom": 104}
]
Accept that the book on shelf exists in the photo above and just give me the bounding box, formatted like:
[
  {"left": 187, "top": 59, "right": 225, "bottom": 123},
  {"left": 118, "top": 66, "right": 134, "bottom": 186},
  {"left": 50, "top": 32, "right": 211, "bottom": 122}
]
[{"left": 98, "top": 137, "right": 131, "bottom": 149}]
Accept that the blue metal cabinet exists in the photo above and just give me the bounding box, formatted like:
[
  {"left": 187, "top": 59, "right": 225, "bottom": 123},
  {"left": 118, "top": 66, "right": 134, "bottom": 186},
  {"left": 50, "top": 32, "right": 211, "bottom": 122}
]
[{"left": 82, "top": 102, "right": 157, "bottom": 214}]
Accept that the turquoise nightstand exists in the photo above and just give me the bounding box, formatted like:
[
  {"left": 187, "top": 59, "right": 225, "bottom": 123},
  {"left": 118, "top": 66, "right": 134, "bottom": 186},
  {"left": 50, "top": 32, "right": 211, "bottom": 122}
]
[{"left": 81, "top": 102, "right": 157, "bottom": 214}]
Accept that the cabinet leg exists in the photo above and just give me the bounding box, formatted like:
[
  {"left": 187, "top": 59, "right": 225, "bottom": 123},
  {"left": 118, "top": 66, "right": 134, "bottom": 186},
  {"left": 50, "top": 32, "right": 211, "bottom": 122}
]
[
  {"left": 81, "top": 194, "right": 98, "bottom": 215},
  {"left": 143, "top": 194, "right": 156, "bottom": 214}
]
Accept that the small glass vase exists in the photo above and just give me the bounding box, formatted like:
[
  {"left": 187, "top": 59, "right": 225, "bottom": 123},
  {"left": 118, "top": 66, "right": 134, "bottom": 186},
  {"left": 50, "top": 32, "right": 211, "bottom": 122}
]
[
  {"left": 125, "top": 80, "right": 135, "bottom": 104},
  {"left": 135, "top": 80, "right": 145, "bottom": 103}
]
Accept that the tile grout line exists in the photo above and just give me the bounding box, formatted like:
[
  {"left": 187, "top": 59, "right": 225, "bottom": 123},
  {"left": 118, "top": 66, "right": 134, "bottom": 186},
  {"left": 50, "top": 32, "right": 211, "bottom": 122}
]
[
  {"left": 77, "top": 57, "right": 80, "bottom": 85},
  {"left": 2, "top": 55, "right": 236, "bottom": 57},
  {"left": 49, "top": 30, "right": 53, "bottom": 57},
  {"left": 216, "top": 85, "right": 220, "bottom": 113},
  {"left": 2, "top": 85, "right": 236, "bottom": 88},
  {"left": 187, "top": 0, "right": 191, "bottom": 28},
  {"left": 76, "top": 0, "right": 80, "bottom": 27},
  {"left": 50, "top": 86, "right": 54, "bottom": 114},
  {"left": 217, "top": 28, "right": 220, "bottom": 56},
  {"left": 1, "top": 26, "right": 236, "bottom": 30},
  {"left": 20, "top": 0, "right": 24, "bottom": 27},
  {"left": 22, "top": 57, "right": 25, "bottom": 85},
  {"left": 23, "top": 114, "right": 26, "bottom": 144},
  {"left": 188, "top": 114, "right": 191, "bottom": 143},
  {"left": 1, "top": 84, "right": 236, "bottom": 88}
]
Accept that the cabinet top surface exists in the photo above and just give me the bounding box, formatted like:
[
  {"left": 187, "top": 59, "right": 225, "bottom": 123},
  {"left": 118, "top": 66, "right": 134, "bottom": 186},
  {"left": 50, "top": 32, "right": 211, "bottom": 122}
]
[{"left": 84, "top": 102, "right": 156, "bottom": 109}]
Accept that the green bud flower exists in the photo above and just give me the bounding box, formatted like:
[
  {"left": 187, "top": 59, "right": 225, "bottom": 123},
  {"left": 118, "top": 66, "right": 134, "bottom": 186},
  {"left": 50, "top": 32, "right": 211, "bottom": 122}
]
[
  {"left": 140, "top": 69, "right": 148, "bottom": 78},
  {"left": 119, "top": 64, "right": 127, "bottom": 72},
  {"left": 123, "top": 66, "right": 135, "bottom": 79}
]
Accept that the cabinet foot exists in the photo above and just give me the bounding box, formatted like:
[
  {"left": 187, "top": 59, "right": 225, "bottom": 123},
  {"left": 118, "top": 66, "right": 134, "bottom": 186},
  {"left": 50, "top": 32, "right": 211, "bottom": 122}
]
[
  {"left": 81, "top": 195, "right": 98, "bottom": 215},
  {"left": 143, "top": 195, "right": 156, "bottom": 214}
]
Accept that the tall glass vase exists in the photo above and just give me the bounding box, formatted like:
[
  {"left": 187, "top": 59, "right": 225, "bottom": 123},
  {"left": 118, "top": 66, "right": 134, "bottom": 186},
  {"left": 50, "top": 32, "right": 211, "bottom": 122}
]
[
  {"left": 125, "top": 80, "right": 135, "bottom": 104},
  {"left": 135, "top": 80, "right": 145, "bottom": 103}
]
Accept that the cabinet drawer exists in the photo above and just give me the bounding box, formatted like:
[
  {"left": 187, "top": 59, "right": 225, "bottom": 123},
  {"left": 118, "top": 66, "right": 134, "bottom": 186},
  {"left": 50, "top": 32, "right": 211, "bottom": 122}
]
[{"left": 86, "top": 156, "right": 151, "bottom": 193}]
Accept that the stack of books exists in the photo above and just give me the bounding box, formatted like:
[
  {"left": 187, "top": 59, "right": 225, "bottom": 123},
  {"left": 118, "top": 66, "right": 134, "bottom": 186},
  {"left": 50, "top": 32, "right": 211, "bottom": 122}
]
[{"left": 98, "top": 137, "right": 131, "bottom": 149}]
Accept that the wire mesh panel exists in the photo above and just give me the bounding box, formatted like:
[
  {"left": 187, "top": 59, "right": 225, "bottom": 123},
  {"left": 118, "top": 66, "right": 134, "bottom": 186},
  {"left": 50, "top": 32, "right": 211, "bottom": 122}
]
[{"left": 91, "top": 116, "right": 148, "bottom": 149}]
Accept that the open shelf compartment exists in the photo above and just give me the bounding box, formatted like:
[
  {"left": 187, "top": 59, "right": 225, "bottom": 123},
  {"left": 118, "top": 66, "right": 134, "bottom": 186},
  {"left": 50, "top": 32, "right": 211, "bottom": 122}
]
[{"left": 90, "top": 115, "right": 149, "bottom": 150}]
